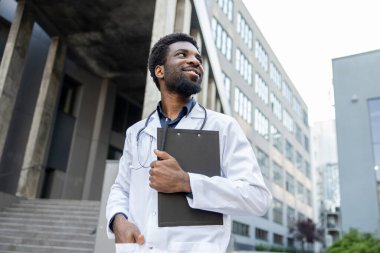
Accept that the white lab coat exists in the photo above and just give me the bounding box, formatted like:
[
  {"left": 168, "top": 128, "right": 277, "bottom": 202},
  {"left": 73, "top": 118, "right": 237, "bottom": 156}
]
[{"left": 106, "top": 103, "right": 272, "bottom": 253}]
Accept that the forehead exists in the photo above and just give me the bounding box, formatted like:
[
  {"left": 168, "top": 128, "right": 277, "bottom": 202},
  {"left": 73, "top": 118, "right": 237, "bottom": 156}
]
[{"left": 168, "top": 41, "right": 200, "bottom": 54}]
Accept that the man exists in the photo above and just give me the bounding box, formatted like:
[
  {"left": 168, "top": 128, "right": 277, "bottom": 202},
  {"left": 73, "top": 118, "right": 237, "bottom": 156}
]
[{"left": 106, "top": 33, "right": 272, "bottom": 253}]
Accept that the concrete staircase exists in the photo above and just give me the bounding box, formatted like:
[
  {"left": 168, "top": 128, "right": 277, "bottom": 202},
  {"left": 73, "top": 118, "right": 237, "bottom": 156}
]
[{"left": 0, "top": 199, "right": 100, "bottom": 253}]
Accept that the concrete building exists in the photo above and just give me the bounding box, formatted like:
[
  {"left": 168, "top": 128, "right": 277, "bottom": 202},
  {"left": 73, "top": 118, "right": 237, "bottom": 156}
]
[
  {"left": 0, "top": 0, "right": 312, "bottom": 251},
  {"left": 332, "top": 49, "right": 380, "bottom": 236},
  {"left": 205, "top": 0, "right": 312, "bottom": 250},
  {"left": 0, "top": 0, "right": 229, "bottom": 200},
  {"left": 311, "top": 120, "right": 341, "bottom": 248}
]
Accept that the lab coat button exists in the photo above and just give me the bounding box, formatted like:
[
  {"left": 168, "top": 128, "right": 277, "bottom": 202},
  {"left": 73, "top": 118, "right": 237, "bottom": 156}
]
[
  {"left": 149, "top": 246, "right": 153, "bottom": 250},
  {"left": 153, "top": 211, "right": 157, "bottom": 216}
]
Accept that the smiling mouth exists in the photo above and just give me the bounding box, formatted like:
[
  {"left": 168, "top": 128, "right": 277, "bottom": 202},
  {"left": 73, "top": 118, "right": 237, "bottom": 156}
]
[{"left": 183, "top": 69, "right": 201, "bottom": 78}]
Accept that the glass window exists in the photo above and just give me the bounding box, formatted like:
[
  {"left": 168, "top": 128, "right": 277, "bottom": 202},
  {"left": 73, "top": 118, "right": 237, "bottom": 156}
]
[
  {"left": 273, "top": 233, "right": 284, "bottom": 245},
  {"left": 271, "top": 125, "right": 282, "bottom": 151},
  {"left": 255, "top": 109, "right": 269, "bottom": 139},
  {"left": 295, "top": 124, "right": 302, "bottom": 144},
  {"left": 236, "top": 12, "right": 253, "bottom": 49},
  {"left": 235, "top": 48, "right": 252, "bottom": 84},
  {"left": 234, "top": 87, "right": 252, "bottom": 124},
  {"left": 306, "top": 189, "right": 312, "bottom": 206},
  {"left": 297, "top": 181, "right": 305, "bottom": 202},
  {"left": 287, "top": 206, "right": 296, "bottom": 228},
  {"left": 283, "top": 109, "right": 294, "bottom": 133},
  {"left": 255, "top": 228, "right": 268, "bottom": 241},
  {"left": 282, "top": 80, "right": 293, "bottom": 105},
  {"left": 304, "top": 135, "right": 310, "bottom": 152},
  {"left": 232, "top": 221, "right": 250, "bottom": 237},
  {"left": 286, "top": 173, "right": 295, "bottom": 194},
  {"left": 273, "top": 162, "right": 283, "bottom": 187},
  {"left": 257, "top": 148, "right": 269, "bottom": 178},
  {"left": 296, "top": 152, "right": 303, "bottom": 172},
  {"left": 255, "top": 73, "right": 269, "bottom": 104},
  {"left": 285, "top": 140, "right": 293, "bottom": 162},
  {"left": 270, "top": 92, "right": 282, "bottom": 120},
  {"left": 255, "top": 40, "right": 268, "bottom": 72},
  {"left": 211, "top": 17, "right": 232, "bottom": 61},
  {"left": 305, "top": 161, "right": 311, "bottom": 178},
  {"left": 270, "top": 62, "right": 282, "bottom": 89},
  {"left": 273, "top": 199, "right": 283, "bottom": 224}
]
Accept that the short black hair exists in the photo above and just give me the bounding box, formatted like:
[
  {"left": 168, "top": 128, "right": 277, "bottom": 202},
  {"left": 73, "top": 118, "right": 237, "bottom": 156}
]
[{"left": 148, "top": 33, "right": 199, "bottom": 89}]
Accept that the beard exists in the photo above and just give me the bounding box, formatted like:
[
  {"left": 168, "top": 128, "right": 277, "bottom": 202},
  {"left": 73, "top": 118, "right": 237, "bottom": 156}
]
[{"left": 164, "top": 69, "right": 202, "bottom": 97}]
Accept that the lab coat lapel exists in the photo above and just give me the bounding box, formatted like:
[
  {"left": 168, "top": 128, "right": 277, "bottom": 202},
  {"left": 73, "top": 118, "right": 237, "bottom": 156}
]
[
  {"left": 143, "top": 111, "right": 160, "bottom": 140},
  {"left": 176, "top": 103, "right": 205, "bottom": 130}
]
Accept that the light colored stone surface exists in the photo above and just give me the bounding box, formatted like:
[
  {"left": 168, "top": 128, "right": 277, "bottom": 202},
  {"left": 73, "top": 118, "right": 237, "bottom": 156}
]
[
  {"left": 0, "top": 0, "right": 34, "bottom": 159},
  {"left": 17, "top": 37, "right": 66, "bottom": 198}
]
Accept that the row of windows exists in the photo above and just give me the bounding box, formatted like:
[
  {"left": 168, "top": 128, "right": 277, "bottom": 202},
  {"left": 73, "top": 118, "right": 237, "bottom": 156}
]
[
  {"left": 255, "top": 40, "right": 268, "bottom": 72},
  {"left": 273, "top": 198, "right": 311, "bottom": 226},
  {"left": 234, "top": 87, "right": 252, "bottom": 124},
  {"left": 211, "top": 7, "right": 309, "bottom": 128},
  {"left": 217, "top": 0, "right": 233, "bottom": 21},
  {"left": 235, "top": 48, "right": 252, "bottom": 84},
  {"left": 211, "top": 18, "right": 232, "bottom": 61},
  {"left": 255, "top": 73, "right": 268, "bottom": 104},
  {"left": 270, "top": 92, "right": 282, "bottom": 120},
  {"left": 236, "top": 12, "right": 253, "bottom": 49},
  {"left": 257, "top": 150, "right": 312, "bottom": 203},
  {"left": 254, "top": 109, "right": 269, "bottom": 139}
]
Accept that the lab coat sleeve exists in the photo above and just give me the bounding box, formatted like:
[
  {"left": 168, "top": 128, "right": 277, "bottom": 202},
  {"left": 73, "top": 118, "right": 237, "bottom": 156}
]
[
  {"left": 186, "top": 118, "right": 272, "bottom": 216},
  {"left": 105, "top": 129, "right": 133, "bottom": 239}
]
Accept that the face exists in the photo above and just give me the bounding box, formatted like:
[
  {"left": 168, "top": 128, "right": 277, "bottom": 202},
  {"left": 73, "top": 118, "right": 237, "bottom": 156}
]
[{"left": 160, "top": 41, "right": 204, "bottom": 97}]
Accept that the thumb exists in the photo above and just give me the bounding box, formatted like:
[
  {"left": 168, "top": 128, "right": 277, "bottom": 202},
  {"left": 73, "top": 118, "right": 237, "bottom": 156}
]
[
  {"left": 136, "top": 234, "right": 145, "bottom": 245},
  {"left": 154, "top": 149, "right": 172, "bottom": 160}
]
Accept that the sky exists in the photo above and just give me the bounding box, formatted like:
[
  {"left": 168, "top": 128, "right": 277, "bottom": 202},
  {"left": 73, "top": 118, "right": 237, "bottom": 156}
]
[{"left": 242, "top": 0, "right": 380, "bottom": 125}]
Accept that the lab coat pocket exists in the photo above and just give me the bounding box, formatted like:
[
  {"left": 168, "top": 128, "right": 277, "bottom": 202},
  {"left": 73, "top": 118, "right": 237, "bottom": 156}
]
[
  {"left": 115, "top": 243, "right": 140, "bottom": 253},
  {"left": 168, "top": 242, "right": 220, "bottom": 253}
]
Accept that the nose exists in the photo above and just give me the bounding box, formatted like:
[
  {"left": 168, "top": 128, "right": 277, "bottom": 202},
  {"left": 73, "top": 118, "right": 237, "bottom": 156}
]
[{"left": 187, "top": 54, "right": 202, "bottom": 66}]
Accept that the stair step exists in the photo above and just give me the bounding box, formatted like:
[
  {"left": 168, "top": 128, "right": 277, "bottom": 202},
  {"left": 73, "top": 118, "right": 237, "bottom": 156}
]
[
  {"left": 0, "top": 228, "right": 95, "bottom": 241},
  {"left": 0, "top": 236, "right": 93, "bottom": 249},
  {"left": 0, "top": 211, "right": 98, "bottom": 221},
  {"left": 0, "top": 243, "right": 93, "bottom": 253},
  {"left": 0, "top": 223, "right": 96, "bottom": 234},
  {"left": 0, "top": 217, "right": 97, "bottom": 227},
  {"left": 0, "top": 199, "right": 100, "bottom": 252},
  {"left": 3, "top": 207, "right": 99, "bottom": 217}
]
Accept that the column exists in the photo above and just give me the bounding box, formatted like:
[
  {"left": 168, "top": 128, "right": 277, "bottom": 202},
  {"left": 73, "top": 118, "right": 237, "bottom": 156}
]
[
  {"left": 0, "top": 0, "right": 34, "bottom": 159},
  {"left": 207, "top": 80, "right": 216, "bottom": 111},
  {"left": 82, "top": 78, "right": 109, "bottom": 200},
  {"left": 142, "top": 0, "right": 177, "bottom": 118},
  {"left": 174, "top": 0, "right": 192, "bottom": 34},
  {"left": 16, "top": 37, "right": 67, "bottom": 198}
]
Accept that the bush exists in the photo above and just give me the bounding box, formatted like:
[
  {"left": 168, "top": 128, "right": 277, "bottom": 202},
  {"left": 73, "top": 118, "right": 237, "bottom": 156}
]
[{"left": 327, "top": 229, "right": 380, "bottom": 253}]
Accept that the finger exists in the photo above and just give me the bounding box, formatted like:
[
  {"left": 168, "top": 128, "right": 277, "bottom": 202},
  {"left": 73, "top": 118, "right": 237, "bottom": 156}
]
[
  {"left": 150, "top": 160, "right": 157, "bottom": 168},
  {"left": 154, "top": 149, "right": 172, "bottom": 160},
  {"left": 136, "top": 234, "right": 145, "bottom": 245}
]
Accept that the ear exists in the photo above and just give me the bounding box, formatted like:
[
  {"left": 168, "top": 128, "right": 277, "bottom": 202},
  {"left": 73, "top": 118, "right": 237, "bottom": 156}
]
[{"left": 155, "top": 65, "right": 164, "bottom": 80}]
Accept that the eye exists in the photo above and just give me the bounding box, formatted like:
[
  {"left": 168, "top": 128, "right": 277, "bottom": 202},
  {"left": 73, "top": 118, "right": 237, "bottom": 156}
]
[{"left": 176, "top": 52, "right": 186, "bottom": 57}]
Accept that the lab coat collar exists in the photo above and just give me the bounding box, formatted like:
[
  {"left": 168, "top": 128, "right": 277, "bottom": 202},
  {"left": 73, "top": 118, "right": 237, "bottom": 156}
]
[{"left": 143, "top": 102, "right": 206, "bottom": 140}]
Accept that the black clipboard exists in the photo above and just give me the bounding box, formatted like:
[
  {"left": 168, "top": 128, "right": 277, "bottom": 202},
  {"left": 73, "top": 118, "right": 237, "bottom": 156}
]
[{"left": 157, "top": 128, "right": 223, "bottom": 227}]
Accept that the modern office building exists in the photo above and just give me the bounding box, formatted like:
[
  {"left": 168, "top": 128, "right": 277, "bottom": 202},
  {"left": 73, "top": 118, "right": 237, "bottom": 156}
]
[
  {"left": 1, "top": 0, "right": 312, "bottom": 251},
  {"left": 333, "top": 49, "right": 380, "bottom": 236},
  {"left": 311, "top": 120, "right": 341, "bottom": 247},
  {"left": 205, "top": 0, "right": 312, "bottom": 250}
]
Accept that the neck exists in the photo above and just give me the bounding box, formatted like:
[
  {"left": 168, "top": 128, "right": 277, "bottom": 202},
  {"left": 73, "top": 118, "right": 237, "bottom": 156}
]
[{"left": 160, "top": 91, "right": 190, "bottom": 120}]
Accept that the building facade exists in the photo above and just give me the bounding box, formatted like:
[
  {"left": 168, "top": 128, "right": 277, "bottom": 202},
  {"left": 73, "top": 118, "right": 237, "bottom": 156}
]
[
  {"left": 0, "top": 0, "right": 229, "bottom": 200},
  {"left": 205, "top": 0, "right": 312, "bottom": 250},
  {"left": 333, "top": 49, "right": 380, "bottom": 236},
  {"left": 311, "top": 120, "right": 341, "bottom": 247},
  {"left": 1, "top": 0, "right": 313, "bottom": 251}
]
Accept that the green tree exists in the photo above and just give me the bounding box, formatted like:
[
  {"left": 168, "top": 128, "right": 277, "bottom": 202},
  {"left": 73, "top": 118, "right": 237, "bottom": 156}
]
[{"left": 327, "top": 229, "right": 380, "bottom": 253}]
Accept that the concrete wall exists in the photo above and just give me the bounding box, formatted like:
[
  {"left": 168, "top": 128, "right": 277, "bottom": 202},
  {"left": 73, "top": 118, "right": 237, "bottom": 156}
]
[{"left": 333, "top": 49, "right": 380, "bottom": 235}]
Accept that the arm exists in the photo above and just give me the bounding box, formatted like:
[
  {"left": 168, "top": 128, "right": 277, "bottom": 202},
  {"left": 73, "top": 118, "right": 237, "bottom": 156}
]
[{"left": 106, "top": 129, "right": 144, "bottom": 244}]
